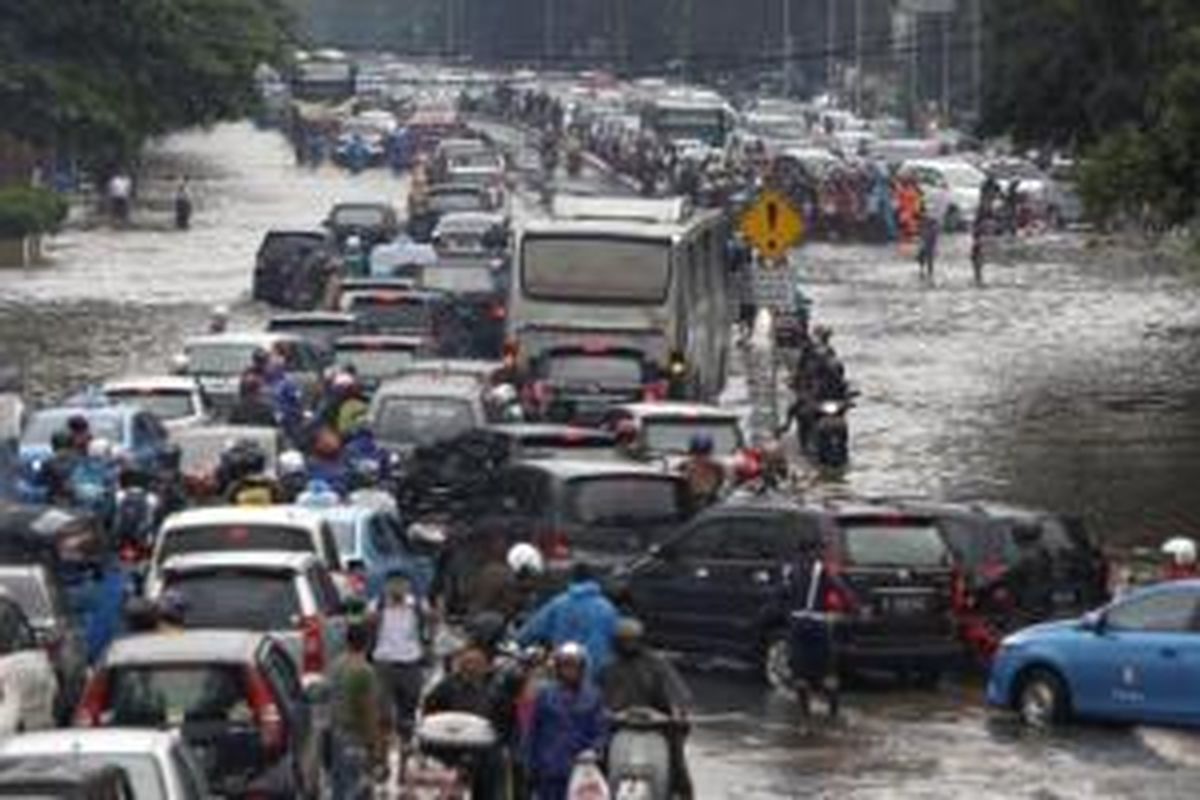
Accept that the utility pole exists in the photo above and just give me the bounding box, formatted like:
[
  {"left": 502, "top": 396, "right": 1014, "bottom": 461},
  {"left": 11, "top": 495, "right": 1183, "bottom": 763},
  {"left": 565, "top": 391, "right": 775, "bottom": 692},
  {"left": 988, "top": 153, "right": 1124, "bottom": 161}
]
[
  {"left": 826, "top": 0, "right": 836, "bottom": 93},
  {"left": 543, "top": 0, "right": 554, "bottom": 67},
  {"left": 909, "top": 12, "right": 920, "bottom": 131},
  {"left": 782, "top": 0, "right": 793, "bottom": 97},
  {"left": 854, "top": 0, "right": 864, "bottom": 113},
  {"left": 941, "top": 11, "right": 951, "bottom": 118},
  {"left": 972, "top": 0, "right": 983, "bottom": 123}
]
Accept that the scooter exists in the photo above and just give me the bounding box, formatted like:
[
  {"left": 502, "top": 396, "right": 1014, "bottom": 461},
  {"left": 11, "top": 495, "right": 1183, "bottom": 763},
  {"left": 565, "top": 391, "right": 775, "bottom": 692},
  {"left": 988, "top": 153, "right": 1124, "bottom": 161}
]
[
  {"left": 808, "top": 397, "right": 852, "bottom": 469},
  {"left": 400, "top": 711, "right": 498, "bottom": 800},
  {"left": 607, "top": 707, "right": 675, "bottom": 800}
]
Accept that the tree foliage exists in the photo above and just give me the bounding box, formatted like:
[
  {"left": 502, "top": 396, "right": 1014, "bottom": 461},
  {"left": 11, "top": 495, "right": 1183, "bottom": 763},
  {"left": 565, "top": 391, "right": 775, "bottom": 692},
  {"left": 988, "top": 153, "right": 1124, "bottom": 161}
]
[
  {"left": 0, "top": 0, "right": 292, "bottom": 170},
  {"left": 983, "top": 0, "right": 1200, "bottom": 226},
  {"left": 0, "top": 187, "right": 69, "bottom": 238}
]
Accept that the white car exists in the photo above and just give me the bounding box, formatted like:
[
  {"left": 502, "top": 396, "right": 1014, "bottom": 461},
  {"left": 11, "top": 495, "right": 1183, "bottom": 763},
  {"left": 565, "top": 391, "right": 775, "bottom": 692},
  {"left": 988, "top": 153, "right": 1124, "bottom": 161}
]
[
  {"left": 899, "top": 158, "right": 987, "bottom": 231},
  {"left": 151, "top": 551, "right": 348, "bottom": 684},
  {"left": 102, "top": 375, "right": 210, "bottom": 434},
  {"left": 0, "top": 728, "right": 210, "bottom": 800},
  {"left": 0, "top": 593, "right": 57, "bottom": 736},
  {"left": 145, "top": 505, "right": 340, "bottom": 597}
]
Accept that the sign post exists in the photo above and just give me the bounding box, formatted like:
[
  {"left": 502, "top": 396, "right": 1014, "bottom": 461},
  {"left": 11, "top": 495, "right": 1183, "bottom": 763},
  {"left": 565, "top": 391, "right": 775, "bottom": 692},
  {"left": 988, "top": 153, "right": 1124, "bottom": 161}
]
[{"left": 738, "top": 190, "right": 806, "bottom": 444}]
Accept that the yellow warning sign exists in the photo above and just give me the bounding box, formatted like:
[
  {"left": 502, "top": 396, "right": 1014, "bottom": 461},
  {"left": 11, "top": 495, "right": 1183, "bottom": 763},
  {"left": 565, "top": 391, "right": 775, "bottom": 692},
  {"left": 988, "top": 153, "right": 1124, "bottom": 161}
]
[{"left": 739, "top": 189, "right": 804, "bottom": 263}]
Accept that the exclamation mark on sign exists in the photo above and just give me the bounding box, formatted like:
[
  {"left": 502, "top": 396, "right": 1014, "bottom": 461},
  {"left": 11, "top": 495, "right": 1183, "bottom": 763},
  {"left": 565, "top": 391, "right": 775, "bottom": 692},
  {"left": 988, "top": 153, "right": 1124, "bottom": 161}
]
[{"left": 766, "top": 199, "right": 778, "bottom": 253}]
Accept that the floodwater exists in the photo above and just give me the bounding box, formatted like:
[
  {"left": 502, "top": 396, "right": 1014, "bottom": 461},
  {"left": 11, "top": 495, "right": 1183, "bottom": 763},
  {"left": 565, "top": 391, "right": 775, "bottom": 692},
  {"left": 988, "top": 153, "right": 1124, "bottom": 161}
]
[{"left": 4, "top": 121, "right": 1200, "bottom": 795}]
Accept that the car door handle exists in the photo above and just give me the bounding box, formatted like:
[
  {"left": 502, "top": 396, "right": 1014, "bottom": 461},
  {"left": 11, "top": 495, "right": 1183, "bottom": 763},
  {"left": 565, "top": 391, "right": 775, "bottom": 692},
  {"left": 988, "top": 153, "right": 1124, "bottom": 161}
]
[{"left": 693, "top": 567, "right": 710, "bottom": 580}]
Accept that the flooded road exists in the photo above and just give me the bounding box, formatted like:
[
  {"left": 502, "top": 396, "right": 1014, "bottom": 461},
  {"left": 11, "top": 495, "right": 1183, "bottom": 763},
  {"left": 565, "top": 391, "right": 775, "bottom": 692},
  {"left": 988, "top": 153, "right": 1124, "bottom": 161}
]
[{"left": 4, "top": 122, "right": 1200, "bottom": 795}]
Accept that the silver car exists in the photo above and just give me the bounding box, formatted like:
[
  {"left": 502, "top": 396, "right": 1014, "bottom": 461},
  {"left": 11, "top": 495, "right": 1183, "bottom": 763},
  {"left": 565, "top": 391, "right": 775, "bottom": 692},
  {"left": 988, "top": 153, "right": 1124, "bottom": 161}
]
[{"left": 0, "top": 728, "right": 210, "bottom": 800}]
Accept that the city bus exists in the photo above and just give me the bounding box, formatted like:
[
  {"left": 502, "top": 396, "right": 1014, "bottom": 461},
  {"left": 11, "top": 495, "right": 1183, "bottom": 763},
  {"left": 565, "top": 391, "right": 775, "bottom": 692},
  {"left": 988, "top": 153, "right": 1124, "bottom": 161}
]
[{"left": 507, "top": 196, "right": 732, "bottom": 414}]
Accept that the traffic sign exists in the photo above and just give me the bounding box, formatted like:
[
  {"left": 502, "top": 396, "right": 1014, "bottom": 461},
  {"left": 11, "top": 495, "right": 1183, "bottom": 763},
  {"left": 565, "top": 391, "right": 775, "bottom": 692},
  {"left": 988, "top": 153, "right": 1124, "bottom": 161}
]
[{"left": 739, "top": 189, "right": 804, "bottom": 262}]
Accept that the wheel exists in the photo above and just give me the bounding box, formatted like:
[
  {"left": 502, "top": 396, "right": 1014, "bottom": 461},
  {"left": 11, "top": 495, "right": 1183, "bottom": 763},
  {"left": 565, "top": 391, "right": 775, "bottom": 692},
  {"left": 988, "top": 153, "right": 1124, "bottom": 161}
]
[
  {"left": 762, "top": 631, "right": 794, "bottom": 692},
  {"left": 1016, "top": 667, "right": 1070, "bottom": 729}
]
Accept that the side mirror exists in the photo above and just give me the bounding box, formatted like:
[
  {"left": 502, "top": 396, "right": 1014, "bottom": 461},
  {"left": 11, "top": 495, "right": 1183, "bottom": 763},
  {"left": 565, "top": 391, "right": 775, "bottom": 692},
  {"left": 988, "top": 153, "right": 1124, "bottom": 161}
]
[{"left": 1080, "top": 610, "right": 1106, "bottom": 634}]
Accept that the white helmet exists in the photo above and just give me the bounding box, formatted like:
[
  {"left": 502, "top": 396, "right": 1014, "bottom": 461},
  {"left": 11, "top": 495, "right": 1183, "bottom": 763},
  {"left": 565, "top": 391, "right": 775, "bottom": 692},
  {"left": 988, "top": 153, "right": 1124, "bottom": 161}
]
[
  {"left": 346, "top": 235, "right": 363, "bottom": 252},
  {"left": 278, "top": 449, "right": 306, "bottom": 476},
  {"left": 87, "top": 438, "right": 113, "bottom": 460},
  {"left": 487, "top": 383, "right": 518, "bottom": 407},
  {"left": 408, "top": 521, "right": 447, "bottom": 547},
  {"left": 507, "top": 542, "right": 544, "bottom": 576},
  {"left": 1162, "top": 537, "right": 1198, "bottom": 567}
]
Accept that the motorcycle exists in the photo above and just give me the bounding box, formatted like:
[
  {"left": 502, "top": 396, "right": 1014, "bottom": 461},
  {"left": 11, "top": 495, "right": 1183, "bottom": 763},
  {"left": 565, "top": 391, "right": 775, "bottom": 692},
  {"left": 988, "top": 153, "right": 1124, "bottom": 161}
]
[
  {"left": 568, "top": 750, "right": 611, "bottom": 800},
  {"left": 112, "top": 486, "right": 160, "bottom": 590},
  {"left": 400, "top": 711, "right": 498, "bottom": 799},
  {"left": 805, "top": 397, "right": 852, "bottom": 469},
  {"left": 607, "top": 707, "right": 677, "bottom": 800}
]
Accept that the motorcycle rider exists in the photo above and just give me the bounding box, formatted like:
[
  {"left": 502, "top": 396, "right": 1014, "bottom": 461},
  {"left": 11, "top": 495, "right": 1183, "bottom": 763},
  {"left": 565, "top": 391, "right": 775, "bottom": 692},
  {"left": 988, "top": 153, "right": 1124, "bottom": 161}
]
[
  {"left": 679, "top": 434, "right": 725, "bottom": 509},
  {"left": 599, "top": 618, "right": 694, "bottom": 799},
  {"left": 227, "top": 374, "right": 276, "bottom": 428},
  {"left": 220, "top": 440, "right": 282, "bottom": 506},
  {"left": 343, "top": 234, "right": 369, "bottom": 278},
  {"left": 1161, "top": 537, "right": 1199, "bottom": 581},
  {"left": 277, "top": 449, "right": 309, "bottom": 502},
  {"left": 524, "top": 642, "right": 609, "bottom": 800},
  {"left": 308, "top": 427, "right": 349, "bottom": 496},
  {"left": 421, "top": 643, "right": 505, "bottom": 800},
  {"left": 518, "top": 563, "right": 619, "bottom": 676}
]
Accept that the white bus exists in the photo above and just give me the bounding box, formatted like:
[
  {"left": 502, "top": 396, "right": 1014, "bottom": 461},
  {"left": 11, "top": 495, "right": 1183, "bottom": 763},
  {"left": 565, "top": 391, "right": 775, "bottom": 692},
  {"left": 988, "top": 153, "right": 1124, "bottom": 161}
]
[{"left": 508, "top": 196, "right": 732, "bottom": 416}]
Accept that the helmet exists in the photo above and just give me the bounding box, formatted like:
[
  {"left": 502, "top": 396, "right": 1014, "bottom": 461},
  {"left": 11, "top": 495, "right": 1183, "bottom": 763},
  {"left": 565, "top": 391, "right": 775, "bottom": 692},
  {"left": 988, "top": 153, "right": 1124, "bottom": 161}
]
[
  {"left": 614, "top": 617, "right": 645, "bottom": 643},
  {"left": 555, "top": 641, "right": 587, "bottom": 666},
  {"left": 298, "top": 479, "right": 340, "bottom": 508},
  {"left": 331, "top": 371, "right": 358, "bottom": 395},
  {"left": 67, "top": 414, "right": 90, "bottom": 436},
  {"left": 613, "top": 419, "right": 638, "bottom": 445},
  {"left": 251, "top": 348, "right": 270, "bottom": 369},
  {"left": 506, "top": 543, "right": 545, "bottom": 577},
  {"left": 351, "top": 458, "right": 381, "bottom": 486},
  {"left": 157, "top": 589, "right": 188, "bottom": 625},
  {"left": 1162, "top": 537, "right": 1198, "bottom": 567},
  {"left": 239, "top": 373, "right": 264, "bottom": 398},
  {"left": 487, "top": 384, "right": 518, "bottom": 407},
  {"left": 688, "top": 433, "right": 714, "bottom": 456},
  {"left": 87, "top": 438, "right": 113, "bottom": 460},
  {"left": 278, "top": 450, "right": 306, "bottom": 477},
  {"left": 211, "top": 304, "right": 230, "bottom": 320},
  {"left": 225, "top": 439, "right": 267, "bottom": 475},
  {"left": 170, "top": 354, "right": 190, "bottom": 374},
  {"left": 345, "top": 235, "right": 363, "bottom": 252}
]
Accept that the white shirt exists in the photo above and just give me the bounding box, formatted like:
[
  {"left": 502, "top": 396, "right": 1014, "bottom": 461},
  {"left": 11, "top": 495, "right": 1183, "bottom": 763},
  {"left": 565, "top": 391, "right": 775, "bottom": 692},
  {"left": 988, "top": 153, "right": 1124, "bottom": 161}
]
[{"left": 372, "top": 597, "right": 424, "bottom": 664}]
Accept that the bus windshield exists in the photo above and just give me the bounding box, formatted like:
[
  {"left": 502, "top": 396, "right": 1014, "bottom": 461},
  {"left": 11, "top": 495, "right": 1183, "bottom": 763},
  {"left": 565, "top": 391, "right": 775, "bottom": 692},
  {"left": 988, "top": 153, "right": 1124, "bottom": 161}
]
[{"left": 521, "top": 237, "right": 670, "bottom": 303}]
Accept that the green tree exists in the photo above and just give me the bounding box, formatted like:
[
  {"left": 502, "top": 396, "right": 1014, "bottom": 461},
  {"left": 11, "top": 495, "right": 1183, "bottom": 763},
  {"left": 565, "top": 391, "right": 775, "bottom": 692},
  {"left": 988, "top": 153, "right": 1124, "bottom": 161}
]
[{"left": 0, "top": 0, "right": 291, "bottom": 171}]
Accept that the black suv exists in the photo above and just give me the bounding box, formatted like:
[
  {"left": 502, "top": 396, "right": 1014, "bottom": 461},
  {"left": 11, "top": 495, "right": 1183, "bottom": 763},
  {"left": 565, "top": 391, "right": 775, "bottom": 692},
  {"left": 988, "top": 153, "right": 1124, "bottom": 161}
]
[
  {"left": 253, "top": 230, "right": 336, "bottom": 310},
  {"left": 623, "top": 494, "right": 963, "bottom": 688},
  {"left": 899, "top": 501, "right": 1109, "bottom": 651}
]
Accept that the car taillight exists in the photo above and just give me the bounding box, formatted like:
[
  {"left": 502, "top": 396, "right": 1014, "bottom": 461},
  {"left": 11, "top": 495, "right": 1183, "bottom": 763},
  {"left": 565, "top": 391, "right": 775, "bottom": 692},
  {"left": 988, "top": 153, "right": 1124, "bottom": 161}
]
[
  {"left": 347, "top": 569, "right": 368, "bottom": 596},
  {"left": 822, "top": 581, "right": 855, "bottom": 614},
  {"left": 247, "top": 668, "right": 286, "bottom": 756},
  {"left": 539, "top": 531, "right": 571, "bottom": 562},
  {"left": 733, "top": 448, "right": 763, "bottom": 482},
  {"left": 951, "top": 570, "right": 969, "bottom": 612},
  {"left": 74, "top": 672, "right": 110, "bottom": 727},
  {"left": 488, "top": 303, "right": 507, "bottom": 321},
  {"left": 119, "top": 542, "right": 141, "bottom": 564},
  {"left": 301, "top": 615, "right": 325, "bottom": 675},
  {"left": 642, "top": 380, "right": 668, "bottom": 402},
  {"left": 502, "top": 340, "right": 519, "bottom": 369},
  {"left": 979, "top": 559, "right": 1007, "bottom": 582}
]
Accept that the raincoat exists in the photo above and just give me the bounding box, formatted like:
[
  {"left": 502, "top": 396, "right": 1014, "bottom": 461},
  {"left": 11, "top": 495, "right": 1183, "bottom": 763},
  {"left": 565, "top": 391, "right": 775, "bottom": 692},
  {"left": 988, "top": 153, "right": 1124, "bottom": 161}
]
[
  {"left": 517, "top": 581, "right": 619, "bottom": 673},
  {"left": 523, "top": 681, "right": 608, "bottom": 791}
]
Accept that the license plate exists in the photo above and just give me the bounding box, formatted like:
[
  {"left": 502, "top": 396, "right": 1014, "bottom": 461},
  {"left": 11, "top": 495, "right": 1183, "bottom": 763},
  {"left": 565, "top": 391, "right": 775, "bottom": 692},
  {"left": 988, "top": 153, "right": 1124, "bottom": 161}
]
[{"left": 887, "top": 596, "right": 929, "bottom": 616}]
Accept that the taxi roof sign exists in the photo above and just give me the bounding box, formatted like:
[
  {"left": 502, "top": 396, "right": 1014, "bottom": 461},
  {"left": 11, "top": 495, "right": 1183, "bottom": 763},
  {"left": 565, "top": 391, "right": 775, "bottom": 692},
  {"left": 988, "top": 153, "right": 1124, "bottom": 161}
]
[{"left": 739, "top": 189, "right": 804, "bottom": 262}]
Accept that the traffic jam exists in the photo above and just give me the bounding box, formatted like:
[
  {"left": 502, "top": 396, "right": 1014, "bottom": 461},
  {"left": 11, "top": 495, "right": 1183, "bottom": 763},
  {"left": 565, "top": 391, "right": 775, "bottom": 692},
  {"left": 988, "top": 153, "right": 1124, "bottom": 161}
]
[{"left": 0, "top": 54, "right": 1197, "bottom": 800}]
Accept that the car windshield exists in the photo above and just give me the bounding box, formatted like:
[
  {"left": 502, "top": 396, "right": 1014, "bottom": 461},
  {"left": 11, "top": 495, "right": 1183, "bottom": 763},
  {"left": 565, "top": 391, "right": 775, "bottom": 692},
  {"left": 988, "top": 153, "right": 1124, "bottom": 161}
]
[
  {"left": 349, "top": 297, "right": 432, "bottom": 333},
  {"left": 841, "top": 523, "right": 950, "bottom": 567},
  {"left": 158, "top": 524, "right": 314, "bottom": 562},
  {"left": 107, "top": 665, "right": 249, "bottom": 729},
  {"left": 334, "top": 346, "right": 418, "bottom": 382},
  {"left": 1000, "top": 518, "right": 1084, "bottom": 561},
  {"left": 332, "top": 207, "right": 388, "bottom": 227},
  {"left": 543, "top": 354, "right": 644, "bottom": 386},
  {"left": 376, "top": 397, "right": 476, "bottom": 446},
  {"left": 429, "top": 192, "right": 486, "bottom": 213},
  {"left": 642, "top": 418, "right": 742, "bottom": 455},
  {"left": 940, "top": 163, "right": 986, "bottom": 187},
  {"left": 0, "top": 573, "right": 52, "bottom": 626},
  {"left": 16, "top": 755, "right": 166, "bottom": 800},
  {"left": 566, "top": 476, "right": 683, "bottom": 525},
  {"left": 185, "top": 343, "right": 259, "bottom": 375},
  {"left": 22, "top": 411, "right": 124, "bottom": 448},
  {"left": 106, "top": 390, "right": 195, "bottom": 421},
  {"left": 522, "top": 236, "right": 670, "bottom": 303},
  {"left": 164, "top": 569, "right": 300, "bottom": 631}
]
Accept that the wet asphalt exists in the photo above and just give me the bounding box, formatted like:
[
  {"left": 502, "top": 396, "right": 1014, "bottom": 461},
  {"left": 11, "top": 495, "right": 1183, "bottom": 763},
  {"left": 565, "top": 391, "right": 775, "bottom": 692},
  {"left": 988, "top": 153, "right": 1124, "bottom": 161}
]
[{"left": 3, "top": 122, "right": 1200, "bottom": 796}]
